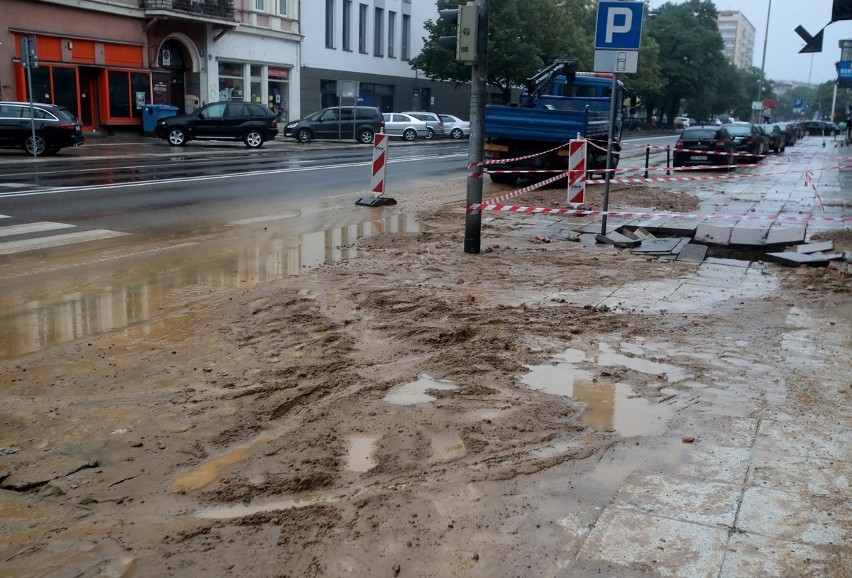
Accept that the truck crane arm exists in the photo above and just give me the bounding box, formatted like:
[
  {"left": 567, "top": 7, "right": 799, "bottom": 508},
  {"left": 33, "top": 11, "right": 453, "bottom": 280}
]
[{"left": 524, "top": 59, "right": 577, "bottom": 107}]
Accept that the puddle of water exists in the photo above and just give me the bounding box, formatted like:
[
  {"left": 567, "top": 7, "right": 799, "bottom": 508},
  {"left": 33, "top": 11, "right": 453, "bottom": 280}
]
[
  {"left": 346, "top": 436, "right": 377, "bottom": 472},
  {"left": 429, "top": 431, "right": 466, "bottom": 463},
  {"left": 196, "top": 497, "right": 311, "bottom": 519},
  {"left": 0, "top": 214, "right": 420, "bottom": 360},
  {"left": 520, "top": 346, "right": 675, "bottom": 437},
  {"left": 382, "top": 374, "right": 458, "bottom": 405}
]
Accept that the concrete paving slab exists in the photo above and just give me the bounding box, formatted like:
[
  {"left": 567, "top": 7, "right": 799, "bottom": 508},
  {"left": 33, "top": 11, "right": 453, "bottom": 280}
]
[
  {"left": 613, "top": 472, "right": 740, "bottom": 527},
  {"left": 748, "top": 454, "right": 852, "bottom": 496},
  {"left": 671, "top": 444, "right": 752, "bottom": 485},
  {"left": 737, "top": 486, "right": 848, "bottom": 546},
  {"left": 694, "top": 223, "right": 733, "bottom": 245},
  {"left": 703, "top": 257, "right": 752, "bottom": 268},
  {"left": 670, "top": 415, "right": 759, "bottom": 448},
  {"left": 720, "top": 532, "right": 845, "bottom": 578},
  {"left": 631, "top": 238, "right": 683, "bottom": 254},
  {"left": 754, "top": 420, "right": 852, "bottom": 461},
  {"left": 578, "top": 508, "right": 729, "bottom": 577},
  {"left": 765, "top": 224, "right": 805, "bottom": 246},
  {"left": 676, "top": 242, "right": 708, "bottom": 263},
  {"left": 796, "top": 241, "right": 834, "bottom": 253},
  {"left": 765, "top": 251, "right": 844, "bottom": 266},
  {"left": 729, "top": 224, "right": 771, "bottom": 246}
]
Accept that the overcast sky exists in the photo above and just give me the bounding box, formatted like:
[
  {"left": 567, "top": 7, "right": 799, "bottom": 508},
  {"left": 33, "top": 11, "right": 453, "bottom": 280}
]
[{"left": 645, "top": 0, "right": 852, "bottom": 84}]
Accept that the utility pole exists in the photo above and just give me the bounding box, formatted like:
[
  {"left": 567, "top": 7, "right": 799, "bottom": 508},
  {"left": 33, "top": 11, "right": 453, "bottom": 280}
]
[
  {"left": 463, "top": 0, "right": 488, "bottom": 254},
  {"left": 756, "top": 0, "right": 771, "bottom": 123}
]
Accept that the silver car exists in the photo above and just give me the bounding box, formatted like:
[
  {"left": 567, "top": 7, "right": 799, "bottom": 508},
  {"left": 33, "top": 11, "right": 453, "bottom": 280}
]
[
  {"left": 381, "top": 113, "right": 429, "bottom": 141},
  {"left": 438, "top": 114, "right": 470, "bottom": 139},
  {"left": 402, "top": 111, "right": 446, "bottom": 140}
]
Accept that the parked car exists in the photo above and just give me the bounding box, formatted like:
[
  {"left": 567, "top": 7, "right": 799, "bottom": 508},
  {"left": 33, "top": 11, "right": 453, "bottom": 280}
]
[
  {"left": 726, "top": 122, "right": 768, "bottom": 163},
  {"left": 401, "top": 111, "right": 445, "bottom": 140},
  {"left": 765, "top": 123, "right": 787, "bottom": 153},
  {"left": 284, "top": 105, "right": 384, "bottom": 144},
  {"left": 674, "top": 116, "right": 693, "bottom": 129},
  {"left": 0, "top": 101, "right": 84, "bottom": 156},
  {"left": 381, "top": 113, "right": 428, "bottom": 141},
  {"left": 438, "top": 114, "right": 470, "bottom": 139},
  {"left": 800, "top": 120, "right": 837, "bottom": 136},
  {"left": 155, "top": 101, "right": 278, "bottom": 148},
  {"left": 672, "top": 125, "right": 737, "bottom": 170},
  {"left": 777, "top": 121, "right": 798, "bottom": 146}
]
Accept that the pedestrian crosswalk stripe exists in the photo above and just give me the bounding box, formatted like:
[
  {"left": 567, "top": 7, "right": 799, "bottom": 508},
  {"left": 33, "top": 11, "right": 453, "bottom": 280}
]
[
  {"left": 0, "top": 230, "right": 128, "bottom": 255},
  {"left": 0, "top": 222, "right": 76, "bottom": 238}
]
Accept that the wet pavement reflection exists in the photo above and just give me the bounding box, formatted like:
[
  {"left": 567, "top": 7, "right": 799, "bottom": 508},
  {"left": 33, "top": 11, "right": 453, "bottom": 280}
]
[{"left": 0, "top": 214, "right": 419, "bottom": 360}]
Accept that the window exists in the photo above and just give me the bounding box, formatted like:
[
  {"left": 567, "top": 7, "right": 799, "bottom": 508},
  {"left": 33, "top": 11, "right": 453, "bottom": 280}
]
[
  {"left": 401, "top": 14, "right": 410, "bottom": 60},
  {"left": 388, "top": 11, "right": 396, "bottom": 58},
  {"left": 278, "top": 0, "right": 287, "bottom": 15},
  {"left": 325, "top": 0, "right": 335, "bottom": 48},
  {"left": 373, "top": 8, "right": 384, "bottom": 56},
  {"left": 204, "top": 103, "right": 227, "bottom": 118},
  {"left": 255, "top": 0, "right": 264, "bottom": 10},
  {"left": 358, "top": 4, "right": 367, "bottom": 53},
  {"left": 342, "top": 0, "right": 352, "bottom": 50}
]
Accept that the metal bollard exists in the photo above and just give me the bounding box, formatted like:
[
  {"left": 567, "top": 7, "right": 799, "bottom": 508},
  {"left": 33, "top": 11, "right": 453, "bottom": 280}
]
[
  {"left": 644, "top": 145, "right": 650, "bottom": 178},
  {"left": 666, "top": 145, "right": 671, "bottom": 176}
]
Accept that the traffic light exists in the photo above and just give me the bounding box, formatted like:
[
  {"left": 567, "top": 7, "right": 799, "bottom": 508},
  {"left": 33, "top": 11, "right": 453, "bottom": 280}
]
[
  {"left": 832, "top": 0, "right": 852, "bottom": 22},
  {"left": 437, "top": 2, "right": 478, "bottom": 63},
  {"left": 21, "top": 36, "right": 38, "bottom": 69}
]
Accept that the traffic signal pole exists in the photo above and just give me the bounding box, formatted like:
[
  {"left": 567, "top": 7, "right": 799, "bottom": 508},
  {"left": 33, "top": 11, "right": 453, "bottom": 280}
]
[{"left": 464, "top": 0, "right": 488, "bottom": 254}]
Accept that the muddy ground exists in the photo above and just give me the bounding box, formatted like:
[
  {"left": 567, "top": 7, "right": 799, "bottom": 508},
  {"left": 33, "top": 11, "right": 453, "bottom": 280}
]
[{"left": 1, "top": 177, "right": 850, "bottom": 577}]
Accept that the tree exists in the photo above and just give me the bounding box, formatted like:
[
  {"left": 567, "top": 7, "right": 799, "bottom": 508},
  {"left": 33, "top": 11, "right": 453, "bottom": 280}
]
[
  {"left": 410, "top": 0, "right": 594, "bottom": 103},
  {"left": 646, "top": 0, "right": 726, "bottom": 124}
]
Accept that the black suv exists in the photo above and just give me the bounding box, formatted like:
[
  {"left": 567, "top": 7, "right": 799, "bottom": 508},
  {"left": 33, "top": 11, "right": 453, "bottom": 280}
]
[
  {"left": 284, "top": 106, "right": 384, "bottom": 144},
  {"left": 0, "top": 101, "right": 84, "bottom": 157},
  {"left": 155, "top": 101, "right": 279, "bottom": 148},
  {"left": 673, "top": 126, "right": 737, "bottom": 170}
]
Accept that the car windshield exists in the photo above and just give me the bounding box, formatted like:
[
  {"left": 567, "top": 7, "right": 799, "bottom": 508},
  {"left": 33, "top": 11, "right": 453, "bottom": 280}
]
[
  {"left": 727, "top": 125, "right": 751, "bottom": 136},
  {"left": 682, "top": 129, "right": 717, "bottom": 139}
]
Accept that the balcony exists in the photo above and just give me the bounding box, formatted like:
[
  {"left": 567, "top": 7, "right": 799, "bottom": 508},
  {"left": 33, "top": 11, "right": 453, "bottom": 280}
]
[{"left": 140, "top": 0, "right": 236, "bottom": 23}]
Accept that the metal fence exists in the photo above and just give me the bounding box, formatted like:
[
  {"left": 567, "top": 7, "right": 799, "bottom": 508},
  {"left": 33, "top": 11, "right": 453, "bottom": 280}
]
[{"left": 140, "top": 0, "right": 235, "bottom": 20}]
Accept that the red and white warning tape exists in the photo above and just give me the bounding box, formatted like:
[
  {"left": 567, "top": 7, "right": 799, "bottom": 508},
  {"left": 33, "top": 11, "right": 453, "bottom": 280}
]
[{"left": 467, "top": 203, "right": 852, "bottom": 223}]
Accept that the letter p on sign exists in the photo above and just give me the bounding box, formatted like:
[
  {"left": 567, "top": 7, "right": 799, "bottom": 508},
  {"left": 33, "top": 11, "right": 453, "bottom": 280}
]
[{"left": 606, "top": 8, "right": 632, "bottom": 43}]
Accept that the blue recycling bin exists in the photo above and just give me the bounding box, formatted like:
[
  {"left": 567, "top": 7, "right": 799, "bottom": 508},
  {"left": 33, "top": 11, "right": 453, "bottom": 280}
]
[{"left": 141, "top": 104, "right": 179, "bottom": 135}]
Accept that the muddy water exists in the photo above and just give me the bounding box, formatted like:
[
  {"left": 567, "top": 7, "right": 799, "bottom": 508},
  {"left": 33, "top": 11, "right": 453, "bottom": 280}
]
[
  {"left": 521, "top": 345, "right": 678, "bottom": 437},
  {"left": 0, "top": 214, "right": 419, "bottom": 360}
]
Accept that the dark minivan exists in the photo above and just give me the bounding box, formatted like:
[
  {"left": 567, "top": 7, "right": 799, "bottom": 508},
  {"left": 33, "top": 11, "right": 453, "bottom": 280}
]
[
  {"left": 155, "top": 101, "right": 279, "bottom": 148},
  {"left": 284, "top": 106, "right": 384, "bottom": 144},
  {"left": 0, "top": 101, "right": 84, "bottom": 157}
]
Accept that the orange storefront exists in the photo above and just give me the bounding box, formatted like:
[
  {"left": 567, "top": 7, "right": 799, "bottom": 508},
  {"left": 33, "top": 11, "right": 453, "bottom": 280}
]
[{"left": 13, "top": 33, "right": 152, "bottom": 132}]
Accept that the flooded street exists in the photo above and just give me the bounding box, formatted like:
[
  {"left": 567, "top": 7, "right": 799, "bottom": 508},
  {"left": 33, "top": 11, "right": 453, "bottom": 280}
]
[{"left": 0, "top": 137, "right": 849, "bottom": 577}]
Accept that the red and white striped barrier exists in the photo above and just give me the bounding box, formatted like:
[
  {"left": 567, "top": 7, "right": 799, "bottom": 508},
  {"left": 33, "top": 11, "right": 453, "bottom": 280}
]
[
  {"left": 371, "top": 133, "right": 388, "bottom": 196},
  {"left": 567, "top": 137, "right": 586, "bottom": 205},
  {"left": 466, "top": 203, "right": 852, "bottom": 223}
]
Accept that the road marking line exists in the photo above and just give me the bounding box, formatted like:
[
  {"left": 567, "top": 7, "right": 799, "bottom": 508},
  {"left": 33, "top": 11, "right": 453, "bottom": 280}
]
[
  {"left": 227, "top": 212, "right": 301, "bottom": 226},
  {"left": 0, "top": 222, "right": 76, "bottom": 238},
  {"left": 0, "top": 230, "right": 128, "bottom": 255}
]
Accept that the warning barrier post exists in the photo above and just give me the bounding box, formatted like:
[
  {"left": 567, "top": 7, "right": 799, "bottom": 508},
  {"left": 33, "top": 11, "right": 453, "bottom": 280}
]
[{"left": 567, "top": 137, "right": 587, "bottom": 206}]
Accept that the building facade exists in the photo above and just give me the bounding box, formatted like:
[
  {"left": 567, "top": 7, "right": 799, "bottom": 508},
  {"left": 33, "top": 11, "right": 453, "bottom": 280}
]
[
  {"left": 717, "top": 10, "right": 756, "bottom": 71},
  {"left": 285, "top": 0, "right": 471, "bottom": 119},
  {"left": 0, "top": 0, "right": 473, "bottom": 132},
  {"left": 0, "top": 0, "right": 301, "bottom": 132}
]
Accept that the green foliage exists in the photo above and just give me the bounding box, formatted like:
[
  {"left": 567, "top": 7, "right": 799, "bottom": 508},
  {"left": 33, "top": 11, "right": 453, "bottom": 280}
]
[{"left": 410, "top": 0, "right": 597, "bottom": 102}]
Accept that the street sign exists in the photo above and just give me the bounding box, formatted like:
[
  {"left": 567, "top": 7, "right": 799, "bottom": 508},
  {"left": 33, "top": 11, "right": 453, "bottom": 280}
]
[
  {"left": 595, "top": 1, "right": 644, "bottom": 50},
  {"left": 593, "top": 49, "right": 638, "bottom": 74}
]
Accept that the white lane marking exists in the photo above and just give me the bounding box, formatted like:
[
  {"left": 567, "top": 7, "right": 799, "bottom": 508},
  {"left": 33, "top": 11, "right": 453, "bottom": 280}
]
[
  {"left": 0, "top": 222, "right": 76, "bottom": 238},
  {"left": 0, "top": 230, "right": 128, "bottom": 255},
  {"left": 227, "top": 212, "right": 301, "bottom": 226},
  {"left": 0, "top": 214, "right": 9, "bottom": 219},
  {"left": 0, "top": 154, "right": 469, "bottom": 199}
]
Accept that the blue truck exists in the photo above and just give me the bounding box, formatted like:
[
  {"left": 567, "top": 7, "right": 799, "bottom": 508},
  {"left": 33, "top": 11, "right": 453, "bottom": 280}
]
[{"left": 484, "top": 60, "right": 627, "bottom": 184}]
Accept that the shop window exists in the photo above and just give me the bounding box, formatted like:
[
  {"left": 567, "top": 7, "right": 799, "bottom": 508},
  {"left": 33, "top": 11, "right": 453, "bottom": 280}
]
[
  {"left": 26, "top": 68, "right": 52, "bottom": 102},
  {"left": 53, "top": 68, "right": 78, "bottom": 114},
  {"left": 218, "top": 61, "right": 244, "bottom": 101},
  {"left": 107, "top": 70, "right": 151, "bottom": 120}
]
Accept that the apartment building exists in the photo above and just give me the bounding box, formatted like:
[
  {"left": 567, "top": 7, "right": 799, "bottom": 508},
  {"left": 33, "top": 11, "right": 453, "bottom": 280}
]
[
  {"left": 0, "top": 0, "right": 301, "bottom": 132},
  {"left": 297, "top": 0, "right": 470, "bottom": 119},
  {"left": 717, "top": 10, "right": 756, "bottom": 70}
]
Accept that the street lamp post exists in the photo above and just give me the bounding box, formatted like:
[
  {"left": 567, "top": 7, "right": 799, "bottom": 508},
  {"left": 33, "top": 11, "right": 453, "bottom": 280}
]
[{"left": 756, "top": 0, "right": 772, "bottom": 123}]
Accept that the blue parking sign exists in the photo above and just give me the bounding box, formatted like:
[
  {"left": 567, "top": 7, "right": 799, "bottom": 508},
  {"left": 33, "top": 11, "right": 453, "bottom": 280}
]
[{"left": 595, "top": 1, "right": 644, "bottom": 50}]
